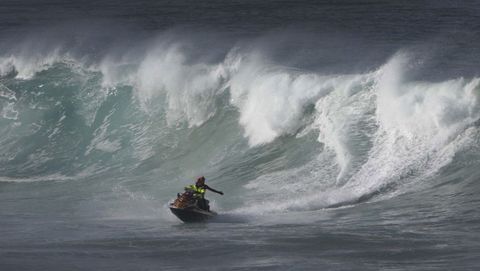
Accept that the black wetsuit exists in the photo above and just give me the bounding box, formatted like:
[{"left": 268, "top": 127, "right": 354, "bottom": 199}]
[{"left": 197, "top": 184, "right": 223, "bottom": 211}]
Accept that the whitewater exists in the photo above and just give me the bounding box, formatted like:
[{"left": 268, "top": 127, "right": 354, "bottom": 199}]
[{"left": 1, "top": 1, "right": 480, "bottom": 270}]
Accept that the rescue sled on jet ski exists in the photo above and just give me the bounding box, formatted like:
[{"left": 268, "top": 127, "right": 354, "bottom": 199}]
[{"left": 169, "top": 191, "right": 217, "bottom": 222}]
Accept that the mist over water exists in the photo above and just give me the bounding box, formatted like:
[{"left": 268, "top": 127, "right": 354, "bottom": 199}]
[{"left": 1, "top": 1, "right": 480, "bottom": 270}]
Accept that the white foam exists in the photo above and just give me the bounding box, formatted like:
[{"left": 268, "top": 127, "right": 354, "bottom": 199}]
[
  {"left": 0, "top": 83, "right": 17, "bottom": 101},
  {"left": 134, "top": 44, "right": 227, "bottom": 127},
  {"left": 0, "top": 49, "right": 66, "bottom": 79},
  {"left": 235, "top": 52, "right": 480, "bottom": 215},
  {"left": 228, "top": 55, "right": 327, "bottom": 145},
  {"left": 0, "top": 173, "right": 74, "bottom": 183}
]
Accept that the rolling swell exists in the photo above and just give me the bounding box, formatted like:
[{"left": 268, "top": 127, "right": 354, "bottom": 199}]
[{"left": 0, "top": 31, "right": 480, "bottom": 218}]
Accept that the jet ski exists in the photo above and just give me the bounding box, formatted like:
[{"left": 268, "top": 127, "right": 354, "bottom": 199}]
[{"left": 169, "top": 191, "right": 217, "bottom": 223}]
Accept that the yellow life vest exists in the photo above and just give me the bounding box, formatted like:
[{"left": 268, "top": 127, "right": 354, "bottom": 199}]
[{"left": 186, "top": 185, "right": 205, "bottom": 196}]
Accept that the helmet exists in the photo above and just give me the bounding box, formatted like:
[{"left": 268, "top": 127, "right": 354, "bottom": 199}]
[{"left": 196, "top": 176, "right": 205, "bottom": 185}]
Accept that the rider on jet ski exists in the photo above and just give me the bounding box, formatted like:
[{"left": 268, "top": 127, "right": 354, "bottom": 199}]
[{"left": 185, "top": 176, "right": 223, "bottom": 211}]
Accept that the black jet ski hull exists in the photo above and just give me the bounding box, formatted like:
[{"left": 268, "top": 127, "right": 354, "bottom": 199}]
[{"left": 169, "top": 206, "right": 217, "bottom": 223}]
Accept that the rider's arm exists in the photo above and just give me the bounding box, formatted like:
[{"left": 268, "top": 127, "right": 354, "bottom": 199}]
[{"left": 205, "top": 185, "right": 224, "bottom": 195}]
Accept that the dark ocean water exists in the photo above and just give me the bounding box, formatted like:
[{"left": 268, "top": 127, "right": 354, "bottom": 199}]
[{"left": 1, "top": 1, "right": 480, "bottom": 270}]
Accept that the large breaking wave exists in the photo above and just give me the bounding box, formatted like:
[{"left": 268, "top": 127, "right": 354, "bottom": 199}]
[{"left": 1, "top": 30, "right": 480, "bottom": 218}]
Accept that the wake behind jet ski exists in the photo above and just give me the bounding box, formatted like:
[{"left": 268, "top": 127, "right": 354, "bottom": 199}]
[{"left": 169, "top": 176, "right": 223, "bottom": 223}]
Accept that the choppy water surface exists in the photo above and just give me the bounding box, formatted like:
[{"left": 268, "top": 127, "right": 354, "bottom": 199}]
[{"left": 1, "top": 1, "right": 480, "bottom": 270}]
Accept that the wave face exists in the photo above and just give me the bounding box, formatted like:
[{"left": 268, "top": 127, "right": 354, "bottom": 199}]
[
  {"left": 1, "top": 1, "right": 480, "bottom": 270},
  {"left": 2, "top": 34, "right": 480, "bottom": 210}
]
